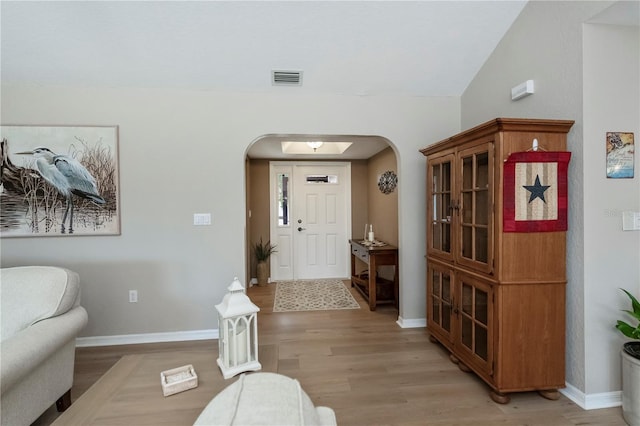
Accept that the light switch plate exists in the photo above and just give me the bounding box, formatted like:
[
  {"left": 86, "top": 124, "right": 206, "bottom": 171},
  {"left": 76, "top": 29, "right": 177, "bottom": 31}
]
[
  {"left": 622, "top": 211, "right": 640, "bottom": 231},
  {"left": 193, "top": 213, "right": 212, "bottom": 226}
]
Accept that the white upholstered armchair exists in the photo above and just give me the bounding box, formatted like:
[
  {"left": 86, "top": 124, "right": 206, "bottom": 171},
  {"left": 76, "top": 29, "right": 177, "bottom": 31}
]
[{"left": 0, "top": 266, "right": 88, "bottom": 425}]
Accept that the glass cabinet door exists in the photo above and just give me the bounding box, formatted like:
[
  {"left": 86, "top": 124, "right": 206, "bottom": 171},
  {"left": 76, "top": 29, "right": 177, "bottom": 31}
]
[
  {"left": 427, "top": 153, "right": 454, "bottom": 260},
  {"left": 457, "top": 273, "right": 493, "bottom": 374},
  {"left": 457, "top": 144, "right": 493, "bottom": 273},
  {"left": 426, "top": 263, "right": 454, "bottom": 342}
]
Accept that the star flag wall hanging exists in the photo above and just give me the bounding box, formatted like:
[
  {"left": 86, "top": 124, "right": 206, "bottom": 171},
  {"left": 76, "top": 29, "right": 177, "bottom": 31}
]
[{"left": 503, "top": 151, "right": 571, "bottom": 232}]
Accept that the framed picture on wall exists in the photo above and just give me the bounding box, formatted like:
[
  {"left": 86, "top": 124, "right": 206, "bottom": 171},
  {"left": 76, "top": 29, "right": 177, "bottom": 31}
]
[
  {"left": 606, "top": 132, "right": 635, "bottom": 178},
  {"left": 0, "top": 125, "right": 120, "bottom": 237}
]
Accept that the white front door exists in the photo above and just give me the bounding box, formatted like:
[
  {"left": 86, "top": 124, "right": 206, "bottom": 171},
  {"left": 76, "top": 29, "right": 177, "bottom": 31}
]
[
  {"left": 293, "top": 164, "right": 350, "bottom": 279},
  {"left": 270, "top": 162, "right": 351, "bottom": 281}
]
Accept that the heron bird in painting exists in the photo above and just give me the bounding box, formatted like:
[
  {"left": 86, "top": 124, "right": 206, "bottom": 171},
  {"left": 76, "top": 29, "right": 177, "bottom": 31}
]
[{"left": 16, "top": 147, "right": 105, "bottom": 234}]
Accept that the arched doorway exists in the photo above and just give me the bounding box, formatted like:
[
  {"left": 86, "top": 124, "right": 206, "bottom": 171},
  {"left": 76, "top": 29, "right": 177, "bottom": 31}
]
[{"left": 244, "top": 134, "right": 400, "bottom": 304}]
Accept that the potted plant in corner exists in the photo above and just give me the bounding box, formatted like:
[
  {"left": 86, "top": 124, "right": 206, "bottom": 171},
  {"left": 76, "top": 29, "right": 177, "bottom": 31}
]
[
  {"left": 615, "top": 288, "right": 640, "bottom": 426},
  {"left": 253, "top": 237, "right": 277, "bottom": 287}
]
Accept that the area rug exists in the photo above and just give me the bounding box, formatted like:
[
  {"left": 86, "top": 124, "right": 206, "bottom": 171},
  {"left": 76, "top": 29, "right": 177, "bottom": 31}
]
[{"left": 273, "top": 279, "right": 360, "bottom": 312}]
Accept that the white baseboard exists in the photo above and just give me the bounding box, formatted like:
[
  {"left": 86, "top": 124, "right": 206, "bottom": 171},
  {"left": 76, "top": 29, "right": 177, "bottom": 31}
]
[
  {"left": 396, "top": 316, "right": 427, "bottom": 328},
  {"left": 76, "top": 329, "right": 218, "bottom": 347},
  {"left": 560, "top": 382, "right": 622, "bottom": 410}
]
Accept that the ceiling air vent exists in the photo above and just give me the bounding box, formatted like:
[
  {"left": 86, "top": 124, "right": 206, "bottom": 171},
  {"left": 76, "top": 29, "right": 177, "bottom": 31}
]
[{"left": 272, "top": 70, "right": 302, "bottom": 86}]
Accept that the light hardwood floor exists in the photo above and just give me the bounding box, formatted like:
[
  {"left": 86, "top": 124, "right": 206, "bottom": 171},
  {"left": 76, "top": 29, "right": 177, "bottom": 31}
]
[{"left": 34, "top": 282, "right": 625, "bottom": 425}]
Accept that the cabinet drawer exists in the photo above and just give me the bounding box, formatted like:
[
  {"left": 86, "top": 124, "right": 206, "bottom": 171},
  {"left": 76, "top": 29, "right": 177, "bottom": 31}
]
[{"left": 351, "top": 245, "right": 370, "bottom": 264}]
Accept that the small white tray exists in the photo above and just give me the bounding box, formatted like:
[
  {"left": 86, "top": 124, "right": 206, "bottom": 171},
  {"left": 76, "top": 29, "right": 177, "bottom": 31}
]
[{"left": 160, "top": 364, "right": 198, "bottom": 397}]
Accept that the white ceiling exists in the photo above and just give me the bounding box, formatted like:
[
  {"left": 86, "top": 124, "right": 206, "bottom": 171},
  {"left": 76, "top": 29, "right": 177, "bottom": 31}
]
[
  {"left": 0, "top": 1, "right": 529, "bottom": 96},
  {"left": 3, "top": 1, "right": 639, "bottom": 159},
  {"left": 4, "top": 1, "right": 638, "bottom": 159},
  {"left": 1, "top": 0, "right": 530, "bottom": 159},
  {"left": 0, "top": 1, "right": 541, "bottom": 159},
  {"left": 588, "top": 0, "right": 640, "bottom": 25}
]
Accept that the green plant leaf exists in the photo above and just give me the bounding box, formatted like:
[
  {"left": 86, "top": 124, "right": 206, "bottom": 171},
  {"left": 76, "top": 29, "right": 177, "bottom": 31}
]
[
  {"left": 622, "top": 288, "right": 640, "bottom": 316},
  {"left": 623, "top": 308, "right": 640, "bottom": 322},
  {"left": 617, "top": 320, "right": 638, "bottom": 338},
  {"left": 617, "top": 289, "right": 640, "bottom": 341},
  {"left": 253, "top": 237, "right": 277, "bottom": 262}
]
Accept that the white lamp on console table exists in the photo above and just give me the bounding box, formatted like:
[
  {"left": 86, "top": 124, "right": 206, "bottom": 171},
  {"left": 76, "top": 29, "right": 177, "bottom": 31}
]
[{"left": 215, "top": 277, "right": 261, "bottom": 379}]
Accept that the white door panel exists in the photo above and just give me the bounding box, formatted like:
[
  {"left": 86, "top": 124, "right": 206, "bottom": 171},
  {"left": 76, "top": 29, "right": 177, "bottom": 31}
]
[
  {"left": 270, "top": 165, "right": 294, "bottom": 281},
  {"left": 270, "top": 162, "right": 350, "bottom": 281},
  {"left": 294, "top": 164, "right": 349, "bottom": 279}
]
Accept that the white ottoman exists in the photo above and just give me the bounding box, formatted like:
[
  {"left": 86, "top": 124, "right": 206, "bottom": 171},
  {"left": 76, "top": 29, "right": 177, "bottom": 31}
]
[{"left": 194, "top": 372, "right": 336, "bottom": 425}]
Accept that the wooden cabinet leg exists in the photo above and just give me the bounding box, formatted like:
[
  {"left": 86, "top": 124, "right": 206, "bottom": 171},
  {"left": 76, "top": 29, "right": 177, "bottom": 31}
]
[
  {"left": 538, "top": 389, "right": 560, "bottom": 400},
  {"left": 428, "top": 334, "right": 438, "bottom": 344},
  {"left": 56, "top": 389, "right": 72, "bottom": 412},
  {"left": 489, "top": 390, "right": 510, "bottom": 404},
  {"left": 448, "top": 353, "right": 471, "bottom": 372},
  {"left": 457, "top": 362, "right": 471, "bottom": 373}
]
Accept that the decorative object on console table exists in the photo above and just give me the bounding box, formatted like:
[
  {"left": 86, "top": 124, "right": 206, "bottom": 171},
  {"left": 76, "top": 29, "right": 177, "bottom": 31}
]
[
  {"left": 215, "top": 277, "right": 261, "bottom": 379},
  {"left": 420, "top": 118, "right": 574, "bottom": 404},
  {"left": 615, "top": 288, "right": 640, "bottom": 426},
  {"left": 349, "top": 239, "right": 399, "bottom": 311}
]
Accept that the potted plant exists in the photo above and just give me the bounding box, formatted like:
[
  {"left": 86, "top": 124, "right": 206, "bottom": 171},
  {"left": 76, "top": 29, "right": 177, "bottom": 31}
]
[
  {"left": 615, "top": 288, "right": 640, "bottom": 426},
  {"left": 253, "top": 237, "right": 277, "bottom": 287}
]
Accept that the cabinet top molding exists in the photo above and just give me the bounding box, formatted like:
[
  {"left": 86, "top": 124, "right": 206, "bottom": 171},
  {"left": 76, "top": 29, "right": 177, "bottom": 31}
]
[{"left": 420, "top": 118, "right": 575, "bottom": 156}]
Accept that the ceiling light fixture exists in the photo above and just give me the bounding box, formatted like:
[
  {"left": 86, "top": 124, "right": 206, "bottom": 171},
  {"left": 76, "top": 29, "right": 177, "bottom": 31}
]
[
  {"left": 281, "top": 141, "right": 352, "bottom": 155},
  {"left": 306, "top": 141, "right": 323, "bottom": 152}
]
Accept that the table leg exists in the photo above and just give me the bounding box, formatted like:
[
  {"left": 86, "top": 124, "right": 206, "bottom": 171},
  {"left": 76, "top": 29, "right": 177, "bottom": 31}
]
[
  {"left": 393, "top": 253, "right": 399, "bottom": 309},
  {"left": 351, "top": 253, "right": 356, "bottom": 287},
  {"left": 369, "top": 255, "right": 377, "bottom": 311}
]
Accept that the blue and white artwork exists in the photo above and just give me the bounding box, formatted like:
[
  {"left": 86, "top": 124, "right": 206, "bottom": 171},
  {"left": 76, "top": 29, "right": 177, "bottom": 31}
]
[
  {"left": 606, "top": 132, "right": 635, "bottom": 179},
  {"left": 0, "top": 125, "right": 120, "bottom": 237}
]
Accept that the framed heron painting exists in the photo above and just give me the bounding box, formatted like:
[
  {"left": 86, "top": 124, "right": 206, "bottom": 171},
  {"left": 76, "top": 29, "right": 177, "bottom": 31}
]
[{"left": 0, "top": 125, "right": 120, "bottom": 237}]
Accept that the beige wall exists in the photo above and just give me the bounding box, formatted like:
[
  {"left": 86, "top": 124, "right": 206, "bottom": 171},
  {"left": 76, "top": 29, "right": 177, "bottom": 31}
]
[
  {"left": 582, "top": 21, "right": 639, "bottom": 396},
  {"left": 0, "top": 84, "right": 458, "bottom": 338},
  {"left": 247, "top": 159, "right": 270, "bottom": 279},
  {"left": 367, "top": 147, "right": 398, "bottom": 246},
  {"left": 350, "top": 160, "right": 368, "bottom": 241}
]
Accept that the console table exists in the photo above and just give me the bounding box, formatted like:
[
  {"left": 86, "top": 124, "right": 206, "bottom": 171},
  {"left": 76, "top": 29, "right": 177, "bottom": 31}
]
[{"left": 349, "top": 239, "right": 399, "bottom": 311}]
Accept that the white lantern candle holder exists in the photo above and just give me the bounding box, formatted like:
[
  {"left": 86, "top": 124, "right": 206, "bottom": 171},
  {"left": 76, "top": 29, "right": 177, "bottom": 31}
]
[{"left": 215, "top": 277, "right": 261, "bottom": 379}]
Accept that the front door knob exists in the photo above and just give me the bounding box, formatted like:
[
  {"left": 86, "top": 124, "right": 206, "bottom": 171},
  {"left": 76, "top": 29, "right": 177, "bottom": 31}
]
[{"left": 297, "top": 227, "right": 306, "bottom": 232}]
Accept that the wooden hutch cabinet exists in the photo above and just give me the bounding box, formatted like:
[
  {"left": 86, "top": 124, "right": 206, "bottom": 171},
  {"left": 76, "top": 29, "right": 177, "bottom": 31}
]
[{"left": 420, "top": 118, "right": 574, "bottom": 403}]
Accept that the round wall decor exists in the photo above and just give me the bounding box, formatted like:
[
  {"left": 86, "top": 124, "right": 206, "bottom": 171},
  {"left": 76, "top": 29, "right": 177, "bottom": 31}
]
[{"left": 378, "top": 170, "right": 397, "bottom": 194}]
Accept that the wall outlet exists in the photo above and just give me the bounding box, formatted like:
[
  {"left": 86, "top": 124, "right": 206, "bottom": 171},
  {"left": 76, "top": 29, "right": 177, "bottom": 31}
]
[{"left": 129, "top": 290, "right": 138, "bottom": 303}]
